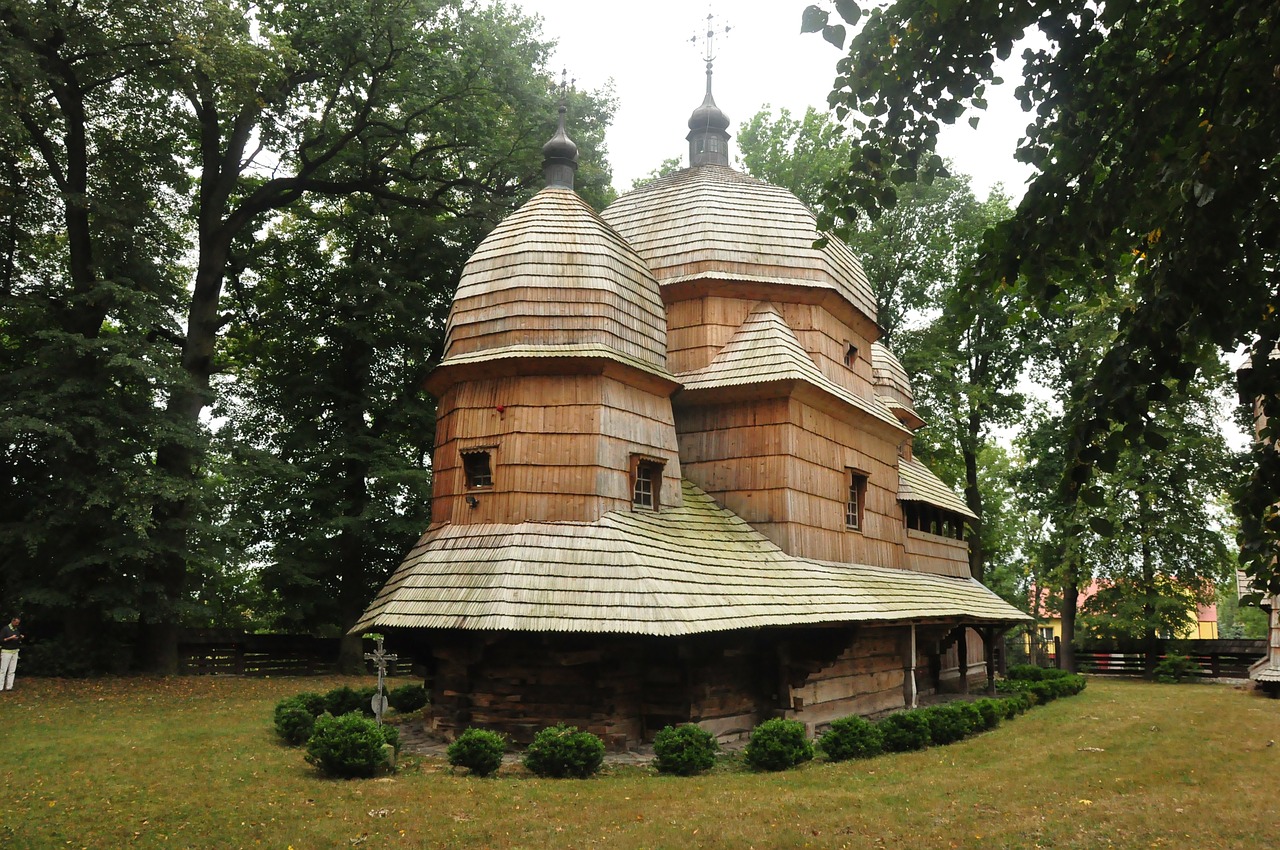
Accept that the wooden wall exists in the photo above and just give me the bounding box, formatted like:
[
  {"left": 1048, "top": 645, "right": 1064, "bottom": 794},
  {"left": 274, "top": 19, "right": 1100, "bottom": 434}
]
[
  {"left": 903, "top": 529, "right": 972, "bottom": 577},
  {"left": 675, "top": 394, "right": 907, "bottom": 565},
  {"left": 432, "top": 372, "right": 680, "bottom": 525},
  {"left": 784, "top": 626, "right": 907, "bottom": 729},
  {"left": 665, "top": 296, "right": 879, "bottom": 400}
]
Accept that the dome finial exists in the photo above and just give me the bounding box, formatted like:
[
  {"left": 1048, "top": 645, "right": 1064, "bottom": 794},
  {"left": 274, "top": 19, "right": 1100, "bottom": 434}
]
[
  {"left": 542, "top": 69, "right": 579, "bottom": 189},
  {"left": 686, "top": 11, "right": 732, "bottom": 167}
]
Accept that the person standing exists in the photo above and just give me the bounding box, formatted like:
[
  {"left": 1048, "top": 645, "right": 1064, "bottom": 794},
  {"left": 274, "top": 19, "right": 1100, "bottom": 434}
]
[{"left": 1, "top": 616, "right": 23, "bottom": 690}]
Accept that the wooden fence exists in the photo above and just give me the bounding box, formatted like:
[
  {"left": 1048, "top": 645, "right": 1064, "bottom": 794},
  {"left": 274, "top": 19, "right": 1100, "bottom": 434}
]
[
  {"left": 178, "top": 631, "right": 415, "bottom": 677},
  {"left": 1075, "top": 639, "right": 1265, "bottom": 679}
]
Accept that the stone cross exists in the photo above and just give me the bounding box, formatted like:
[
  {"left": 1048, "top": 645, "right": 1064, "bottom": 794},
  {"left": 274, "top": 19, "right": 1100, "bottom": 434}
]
[{"left": 363, "top": 634, "right": 399, "bottom": 724}]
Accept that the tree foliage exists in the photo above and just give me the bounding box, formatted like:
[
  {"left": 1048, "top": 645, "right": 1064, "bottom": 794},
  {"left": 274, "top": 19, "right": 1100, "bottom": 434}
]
[
  {"left": 806, "top": 0, "right": 1280, "bottom": 593},
  {"left": 0, "top": 0, "right": 615, "bottom": 669}
]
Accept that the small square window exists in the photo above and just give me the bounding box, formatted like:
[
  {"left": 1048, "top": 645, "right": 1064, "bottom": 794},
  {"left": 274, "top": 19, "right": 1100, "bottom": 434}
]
[
  {"left": 846, "top": 470, "right": 868, "bottom": 529},
  {"left": 462, "top": 451, "right": 492, "bottom": 489},
  {"left": 1038, "top": 627, "right": 1055, "bottom": 643},
  {"left": 844, "top": 344, "right": 859, "bottom": 368},
  {"left": 632, "top": 458, "right": 663, "bottom": 511}
]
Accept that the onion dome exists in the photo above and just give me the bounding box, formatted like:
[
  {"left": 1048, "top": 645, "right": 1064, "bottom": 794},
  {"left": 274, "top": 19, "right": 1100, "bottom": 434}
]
[
  {"left": 686, "top": 63, "right": 730, "bottom": 167},
  {"left": 542, "top": 99, "right": 578, "bottom": 189},
  {"left": 433, "top": 187, "right": 670, "bottom": 383},
  {"left": 601, "top": 166, "right": 878, "bottom": 325},
  {"left": 872, "top": 342, "right": 925, "bottom": 429}
]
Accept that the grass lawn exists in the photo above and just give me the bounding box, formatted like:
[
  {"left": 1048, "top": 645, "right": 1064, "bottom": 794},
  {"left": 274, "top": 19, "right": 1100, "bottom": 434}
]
[{"left": 0, "top": 675, "right": 1276, "bottom": 849}]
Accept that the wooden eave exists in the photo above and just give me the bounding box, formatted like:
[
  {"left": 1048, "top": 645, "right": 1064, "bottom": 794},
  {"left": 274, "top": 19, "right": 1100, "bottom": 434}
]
[
  {"left": 425, "top": 344, "right": 681, "bottom": 398},
  {"left": 879, "top": 397, "right": 927, "bottom": 430},
  {"left": 352, "top": 479, "right": 1031, "bottom": 637},
  {"left": 898, "top": 456, "right": 979, "bottom": 519}
]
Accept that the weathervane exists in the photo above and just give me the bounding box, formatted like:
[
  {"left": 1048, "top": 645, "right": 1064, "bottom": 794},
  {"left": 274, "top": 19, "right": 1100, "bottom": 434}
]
[{"left": 690, "top": 10, "right": 732, "bottom": 71}]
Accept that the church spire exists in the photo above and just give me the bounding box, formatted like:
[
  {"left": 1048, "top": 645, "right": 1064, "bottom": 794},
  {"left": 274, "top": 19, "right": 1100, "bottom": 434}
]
[
  {"left": 542, "top": 70, "right": 579, "bottom": 189},
  {"left": 686, "top": 12, "right": 731, "bottom": 167}
]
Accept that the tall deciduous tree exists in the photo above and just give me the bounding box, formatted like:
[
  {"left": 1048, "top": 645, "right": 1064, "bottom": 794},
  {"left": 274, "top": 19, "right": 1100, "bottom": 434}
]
[
  {"left": 1, "top": 0, "right": 614, "bottom": 670},
  {"left": 804, "top": 0, "right": 1280, "bottom": 594},
  {"left": 218, "top": 84, "right": 617, "bottom": 672},
  {"left": 737, "top": 106, "right": 979, "bottom": 342}
]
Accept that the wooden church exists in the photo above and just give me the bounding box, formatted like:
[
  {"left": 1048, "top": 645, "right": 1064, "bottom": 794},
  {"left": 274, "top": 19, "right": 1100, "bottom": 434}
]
[{"left": 352, "top": 67, "right": 1030, "bottom": 748}]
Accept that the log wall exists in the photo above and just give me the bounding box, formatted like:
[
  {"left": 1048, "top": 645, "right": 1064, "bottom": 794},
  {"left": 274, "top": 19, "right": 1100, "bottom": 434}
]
[{"left": 784, "top": 627, "right": 907, "bottom": 729}]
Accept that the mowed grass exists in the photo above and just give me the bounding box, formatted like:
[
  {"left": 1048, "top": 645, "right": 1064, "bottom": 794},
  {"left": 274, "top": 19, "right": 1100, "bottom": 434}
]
[{"left": 0, "top": 675, "right": 1276, "bottom": 850}]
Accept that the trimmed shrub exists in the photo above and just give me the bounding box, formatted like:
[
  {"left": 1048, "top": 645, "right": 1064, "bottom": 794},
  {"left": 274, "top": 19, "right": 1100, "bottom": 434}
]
[
  {"left": 447, "top": 728, "right": 507, "bottom": 777},
  {"left": 387, "top": 683, "right": 429, "bottom": 713},
  {"left": 274, "top": 696, "right": 321, "bottom": 746},
  {"left": 653, "top": 724, "right": 720, "bottom": 776},
  {"left": 922, "top": 703, "right": 976, "bottom": 746},
  {"left": 1006, "top": 664, "right": 1049, "bottom": 681},
  {"left": 323, "top": 686, "right": 370, "bottom": 717},
  {"left": 878, "top": 710, "right": 932, "bottom": 752},
  {"left": 305, "top": 713, "right": 397, "bottom": 778},
  {"left": 744, "top": 718, "right": 814, "bottom": 772},
  {"left": 523, "top": 724, "right": 606, "bottom": 778},
  {"left": 972, "top": 699, "right": 1002, "bottom": 730},
  {"left": 817, "top": 715, "right": 884, "bottom": 762}
]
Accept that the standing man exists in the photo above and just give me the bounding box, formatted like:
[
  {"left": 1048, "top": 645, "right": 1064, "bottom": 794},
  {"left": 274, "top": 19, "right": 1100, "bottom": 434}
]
[{"left": 1, "top": 616, "right": 23, "bottom": 690}]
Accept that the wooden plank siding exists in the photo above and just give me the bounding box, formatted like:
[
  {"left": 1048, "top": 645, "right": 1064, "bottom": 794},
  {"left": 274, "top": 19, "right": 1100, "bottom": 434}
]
[
  {"left": 432, "top": 373, "right": 680, "bottom": 525},
  {"left": 903, "top": 529, "right": 972, "bottom": 577}
]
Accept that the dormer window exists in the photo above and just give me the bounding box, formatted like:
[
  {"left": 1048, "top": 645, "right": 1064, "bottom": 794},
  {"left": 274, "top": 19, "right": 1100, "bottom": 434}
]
[
  {"left": 462, "top": 450, "right": 493, "bottom": 489},
  {"left": 844, "top": 344, "right": 859, "bottom": 368},
  {"left": 631, "top": 457, "right": 664, "bottom": 511}
]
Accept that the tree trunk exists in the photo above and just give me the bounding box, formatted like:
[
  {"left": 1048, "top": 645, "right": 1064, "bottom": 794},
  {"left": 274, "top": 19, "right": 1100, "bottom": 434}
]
[
  {"left": 962, "top": 428, "right": 985, "bottom": 582},
  {"left": 1060, "top": 580, "right": 1079, "bottom": 673}
]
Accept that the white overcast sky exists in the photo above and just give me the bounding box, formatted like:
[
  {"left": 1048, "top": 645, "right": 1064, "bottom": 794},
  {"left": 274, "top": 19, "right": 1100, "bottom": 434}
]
[{"left": 508, "top": 0, "right": 1035, "bottom": 199}]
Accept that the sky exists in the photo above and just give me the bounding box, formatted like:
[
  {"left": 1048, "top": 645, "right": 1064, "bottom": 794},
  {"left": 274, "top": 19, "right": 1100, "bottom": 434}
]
[{"left": 509, "top": 0, "right": 1035, "bottom": 199}]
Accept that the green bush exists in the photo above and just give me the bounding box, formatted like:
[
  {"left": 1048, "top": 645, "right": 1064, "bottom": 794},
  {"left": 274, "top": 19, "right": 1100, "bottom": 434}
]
[
  {"left": 653, "top": 724, "right": 720, "bottom": 776},
  {"left": 522, "top": 724, "right": 606, "bottom": 778},
  {"left": 447, "top": 728, "right": 507, "bottom": 777},
  {"left": 922, "top": 703, "right": 978, "bottom": 745},
  {"left": 274, "top": 696, "right": 321, "bottom": 745},
  {"left": 387, "top": 683, "right": 429, "bottom": 713},
  {"left": 744, "top": 718, "right": 814, "bottom": 772},
  {"left": 323, "top": 686, "right": 372, "bottom": 717},
  {"left": 878, "top": 710, "right": 932, "bottom": 752},
  {"left": 817, "top": 715, "right": 883, "bottom": 762},
  {"left": 1007, "top": 664, "right": 1050, "bottom": 681},
  {"left": 305, "top": 713, "right": 397, "bottom": 778},
  {"left": 972, "top": 699, "right": 1002, "bottom": 730}
]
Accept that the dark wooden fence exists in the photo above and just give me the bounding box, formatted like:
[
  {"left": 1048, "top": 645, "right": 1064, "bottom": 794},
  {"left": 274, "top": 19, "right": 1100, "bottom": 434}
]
[
  {"left": 1074, "top": 639, "right": 1265, "bottom": 679},
  {"left": 178, "top": 630, "right": 415, "bottom": 677}
]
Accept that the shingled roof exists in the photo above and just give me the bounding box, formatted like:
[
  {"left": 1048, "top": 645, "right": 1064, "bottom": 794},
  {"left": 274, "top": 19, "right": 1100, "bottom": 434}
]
[
  {"left": 678, "top": 303, "right": 908, "bottom": 432},
  {"left": 441, "top": 187, "right": 669, "bottom": 373},
  {"left": 898, "top": 457, "right": 979, "bottom": 519},
  {"left": 353, "top": 479, "right": 1027, "bottom": 636},
  {"left": 601, "top": 166, "right": 878, "bottom": 324}
]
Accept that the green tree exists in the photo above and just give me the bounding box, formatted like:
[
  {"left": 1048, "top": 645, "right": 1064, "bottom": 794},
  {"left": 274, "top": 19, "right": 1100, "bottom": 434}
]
[
  {"left": 1074, "top": 370, "right": 1240, "bottom": 673},
  {"left": 804, "top": 0, "right": 1280, "bottom": 594},
  {"left": 900, "top": 186, "right": 1028, "bottom": 582},
  {"left": 217, "top": 78, "right": 617, "bottom": 671},
  {"left": 0, "top": 0, "right": 195, "bottom": 655},
  {"left": 736, "top": 107, "right": 979, "bottom": 342},
  {"left": 1, "top": 0, "right": 615, "bottom": 670}
]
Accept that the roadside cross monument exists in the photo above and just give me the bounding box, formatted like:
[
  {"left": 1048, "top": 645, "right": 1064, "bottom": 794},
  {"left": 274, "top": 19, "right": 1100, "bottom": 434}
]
[{"left": 363, "top": 633, "right": 398, "bottom": 725}]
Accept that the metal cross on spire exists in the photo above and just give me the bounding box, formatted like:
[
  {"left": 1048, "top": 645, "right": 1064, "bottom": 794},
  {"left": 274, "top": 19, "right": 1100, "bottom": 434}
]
[{"left": 690, "top": 10, "right": 732, "bottom": 70}]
